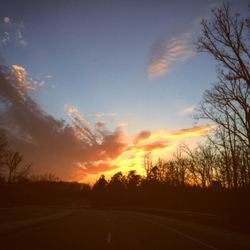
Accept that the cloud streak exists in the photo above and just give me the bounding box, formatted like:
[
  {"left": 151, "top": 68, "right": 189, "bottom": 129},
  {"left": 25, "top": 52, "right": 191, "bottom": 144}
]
[
  {"left": 147, "top": 32, "right": 194, "bottom": 79},
  {"left": 92, "top": 112, "right": 117, "bottom": 118},
  {"left": 180, "top": 106, "right": 195, "bottom": 114}
]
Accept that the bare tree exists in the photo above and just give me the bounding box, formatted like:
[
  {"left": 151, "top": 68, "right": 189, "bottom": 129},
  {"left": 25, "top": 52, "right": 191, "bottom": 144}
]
[
  {"left": 143, "top": 152, "right": 153, "bottom": 177},
  {"left": 4, "top": 151, "right": 31, "bottom": 183},
  {"left": 197, "top": 3, "right": 250, "bottom": 89},
  {"left": 196, "top": 3, "right": 250, "bottom": 189}
]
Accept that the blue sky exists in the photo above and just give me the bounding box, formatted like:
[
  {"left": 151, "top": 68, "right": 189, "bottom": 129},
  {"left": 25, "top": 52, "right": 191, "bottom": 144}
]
[{"left": 0, "top": 0, "right": 248, "bottom": 181}]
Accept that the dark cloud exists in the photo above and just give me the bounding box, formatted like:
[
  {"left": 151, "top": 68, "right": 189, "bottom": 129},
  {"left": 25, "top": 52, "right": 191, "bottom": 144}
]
[{"left": 0, "top": 65, "right": 126, "bottom": 181}]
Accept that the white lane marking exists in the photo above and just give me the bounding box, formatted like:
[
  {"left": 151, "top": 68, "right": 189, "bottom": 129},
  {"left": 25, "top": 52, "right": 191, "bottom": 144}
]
[
  {"left": 140, "top": 217, "right": 218, "bottom": 250},
  {"left": 106, "top": 232, "right": 112, "bottom": 244}
]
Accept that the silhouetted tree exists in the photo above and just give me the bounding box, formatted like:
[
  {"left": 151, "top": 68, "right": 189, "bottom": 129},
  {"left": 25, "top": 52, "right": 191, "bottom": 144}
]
[
  {"left": 143, "top": 152, "right": 153, "bottom": 177},
  {"left": 4, "top": 151, "right": 31, "bottom": 183},
  {"left": 126, "top": 170, "right": 141, "bottom": 189},
  {"left": 197, "top": 3, "right": 250, "bottom": 89},
  {"left": 196, "top": 3, "right": 250, "bottom": 189},
  {"left": 93, "top": 174, "right": 107, "bottom": 191}
]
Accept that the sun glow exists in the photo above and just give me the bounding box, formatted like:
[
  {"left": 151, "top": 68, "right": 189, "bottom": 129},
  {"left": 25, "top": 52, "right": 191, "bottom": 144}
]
[{"left": 80, "top": 124, "right": 214, "bottom": 183}]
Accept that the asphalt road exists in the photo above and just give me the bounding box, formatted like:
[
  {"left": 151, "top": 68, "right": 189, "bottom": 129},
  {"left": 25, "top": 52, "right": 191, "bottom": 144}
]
[{"left": 0, "top": 209, "right": 250, "bottom": 250}]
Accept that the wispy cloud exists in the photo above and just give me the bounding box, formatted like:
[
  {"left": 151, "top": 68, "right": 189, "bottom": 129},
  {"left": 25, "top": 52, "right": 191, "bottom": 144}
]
[
  {"left": 0, "top": 17, "right": 27, "bottom": 47},
  {"left": 133, "top": 130, "right": 151, "bottom": 144},
  {"left": 96, "top": 121, "right": 106, "bottom": 127},
  {"left": 0, "top": 32, "right": 10, "bottom": 46},
  {"left": 180, "top": 106, "right": 195, "bottom": 114},
  {"left": 170, "top": 125, "right": 216, "bottom": 137},
  {"left": 92, "top": 112, "right": 117, "bottom": 118},
  {"left": 147, "top": 32, "right": 194, "bottom": 79}
]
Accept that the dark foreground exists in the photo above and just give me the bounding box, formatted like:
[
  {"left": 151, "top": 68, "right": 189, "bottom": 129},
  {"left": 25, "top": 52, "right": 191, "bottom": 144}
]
[{"left": 0, "top": 208, "right": 250, "bottom": 250}]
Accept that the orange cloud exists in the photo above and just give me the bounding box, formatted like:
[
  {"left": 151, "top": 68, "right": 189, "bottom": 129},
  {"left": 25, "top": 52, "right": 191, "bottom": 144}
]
[
  {"left": 147, "top": 32, "right": 194, "bottom": 79},
  {"left": 132, "top": 141, "right": 172, "bottom": 152},
  {"left": 0, "top": 65, "right": 215, "bottom": 184},
  {"left": 134, "top": 130, "right": 151, "bottom": 144},
  {"left": 0, "top": 66, "right": 126, "bottom": 182},
  {"left": 96, "top": 121, "right": 106, "bottom": 127},
  {"left": 65, "top": 104, "right": 78, "bottom": 113},
  {"left": 170, "top": 125, "right": 215, "bottom": 137}
]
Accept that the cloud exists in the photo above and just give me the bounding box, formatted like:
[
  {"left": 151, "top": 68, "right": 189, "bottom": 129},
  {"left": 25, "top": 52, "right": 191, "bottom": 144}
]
[
  {"left": 92, "top": 112, "right": 117, "bottom": 118},
  {"left": 139, "top": 141, "right": 171, "bottom": 152},
  {"left": 134, "top": 130, "right": 151, "bottom": 144},
  {"left": 147, "top": 32, "right": 194, "bottom": 79},
  {"left": 128, "top": 140, "right": 172, "bottom": 152},
  {"left": 64, "top": 103, "right": 85, "bottom": 127},
  {"left": 65, "top": 103, "right": 78, "bottom": 113},
  {"left": 0, "top": 17, "right": 27, "bottom": 47},
  {"left": 0, "top": 65, "right": 126, "bottom": 181},
  {"left": 180, "top": 106, "right": 195, "bottom": 114},
  {"left": 0, "top": 65, "right": 214, "bottom": 183},
  {"left": 121, "top": 124, "right": 214, "bottom": 158},
  {"left": 0, "top": 32, "right": 10, "bottom": 46},
  {"left": 96, "top": 121, "right": 106, "bottom": 127},
  {"left": 10, "top": 65, "right": 45, "bottom": 95},
  {"left": 170, "top": 125, "right": 215, "bottom": 137}
]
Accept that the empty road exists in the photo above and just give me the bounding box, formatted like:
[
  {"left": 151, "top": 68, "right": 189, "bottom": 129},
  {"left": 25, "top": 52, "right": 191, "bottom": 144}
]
[{"left": 0, "top": 209, "right": 249, "bottom": 250}]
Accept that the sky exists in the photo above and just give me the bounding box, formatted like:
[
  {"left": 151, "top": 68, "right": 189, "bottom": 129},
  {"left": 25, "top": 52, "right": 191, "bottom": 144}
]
[{"left": 0, "top": 0, "right": 248, "bottom": 183}]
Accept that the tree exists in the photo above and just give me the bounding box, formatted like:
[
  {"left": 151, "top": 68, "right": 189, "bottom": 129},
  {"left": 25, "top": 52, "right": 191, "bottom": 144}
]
[
  {"left": 93, "top": 174, "right": 107, "bottom": 191},
  {"left": 196, "top": 3, "right": 250, "bottom": 188},
  {"left": 143, "top": 152, "right": 153, "bottom": 177},
  {"left": 197, "top": 3, "right": 250, "bottom": 89},
  {"left": 126, "top": 170, "right": 141, "bottom": 189},
  {"left": 4, "top": 151, "right": 31, "bottom": 183}
]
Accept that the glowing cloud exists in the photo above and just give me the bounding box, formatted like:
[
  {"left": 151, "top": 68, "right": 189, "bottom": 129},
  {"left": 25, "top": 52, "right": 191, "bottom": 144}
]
[
  {"left": 147, "top": 32, "right": 194, "bottom": 79},
  {"left": 170, "top": 125, "right": 215, "bottom": 137},
  {"left": 10, "top": 65, "right": 45, "bottom": 96},
  {"left": 65, "top": 104, "right": 78, "bottom": 113},
  {"left": 0, "top": 65, "right": 126, "bottom": 181},
  {"left": 0, "top": 65, "right": 214, "bottom": 183},
  {"left": 134, "top": 130, "right": 151, "bottom": 144}
]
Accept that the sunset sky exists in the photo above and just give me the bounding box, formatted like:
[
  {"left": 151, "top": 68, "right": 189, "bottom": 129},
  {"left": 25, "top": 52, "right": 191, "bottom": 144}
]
[{"left": 0, "top": 0, "right": 248, "bottom": 183}]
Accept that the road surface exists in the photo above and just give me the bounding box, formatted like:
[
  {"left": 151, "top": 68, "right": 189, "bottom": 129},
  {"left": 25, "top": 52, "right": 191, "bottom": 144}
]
[{"left": 0, "top": 209, "right": 249, "bottom": 250}]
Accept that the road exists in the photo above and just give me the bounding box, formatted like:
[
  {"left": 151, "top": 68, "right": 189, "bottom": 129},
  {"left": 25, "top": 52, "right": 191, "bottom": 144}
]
[{"left": 0, "top": 209, "right": 250, "bottom": 250}]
